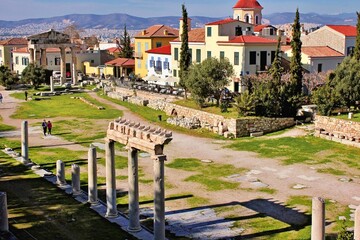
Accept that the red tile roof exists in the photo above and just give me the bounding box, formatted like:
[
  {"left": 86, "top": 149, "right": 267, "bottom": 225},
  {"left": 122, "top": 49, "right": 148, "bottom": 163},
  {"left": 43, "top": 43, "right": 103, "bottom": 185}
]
[
  {"left": 233, "top": 0, "right": 263, "bottom": 9},
  {"left": 302, "top": 46, "right": 344, "bottom": 57},
  {"left": 172, "top": 28, "right": 205, "bottom": 43},
  {"left": 327, "top": 25, "right": 357, "bottom": 37},
  {"left": 107, "top": 47, "right": 121, "bottom": 53},
  {"left": 219, "top": 35, "right": 277, "bottom": 44},
  {"left": 105, "top": 58, "right": 135, "bottom": 67},
  {"left": 146, "top": 45, "right": 171, "bottom": 55},
  {"left": 206, "top": 18, "right": 240, "bottom": 26},
  {"left": 254, "top": 24, "right": 276, "bottom": 32},
  {"left": 135, "top": 25, "right": 179, "bottom": 38},
  {"left": 0, "top": 38, "right": 27, "bottom": 46}
]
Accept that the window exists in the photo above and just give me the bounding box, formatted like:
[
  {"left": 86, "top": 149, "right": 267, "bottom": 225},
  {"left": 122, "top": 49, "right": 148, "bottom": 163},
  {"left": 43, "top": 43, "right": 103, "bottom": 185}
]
[
  {"left": 189, "top": 48, "right": 192, "bottom": 62},
  {"left": 235, "top": 26, "right": 242, "bottom": 36},
  {"left": 255, "top": 16, "right": 259, "bottom": 25},
  {"left": 173, "top": 69, "right": 177, "bottom": 77},
  {"left": 234, "top": 52, "right": 239, "bottom": 65},
  {"left": 156, "top": 57, "right": 162, "bottom": 71},
  {"left": 220, "top": 51, "right": 225, "bottom": 60},
  {"left": 271, "top": 51, "right": 276, "bottom": 63},
  {"left": 91, "top": 60, "right": 94, "bottom": 64},
  {"left": 207, "top": 27, "right": 212, "bottom": 37},
  {"left": 174, "top": 48, "right": 179, "bottom": 61},
  {"left": 249, "top": 51, "right": 256, "bottom": 65},
  {"left": 269, "top": 28, "right": 274, "bottom": 35},
  {"left": 347, "top": 46, "right": 355, "bottom": 56},
  {"left": 15, "top": 56, "right": 19, "bottom": 65},
  {"left": 163, "top": 58, "right": 169, "bottom": 70},
  {"left": 317, "top": 63, "right": 323, "bottom": 73},
  {"left": 22, "top": 57, "right": 29, "bottom": 66},
  {"left": 137, "top": 42, "right": 141, "bottom": 52},
  {"left": 156, "top": 42, "right": 162, "bottom": 48},
  {"left": 145, "top": 43, "right": 149, "bottom": 51},
  {"left": 55, "top": 57, "right": 61, "bottom": 65},
  {"left": 137, "top": 59, "right": 141, "bottom": 68},
  {"left": 196, "top": 49, "right": 201, "bottom": 63},
  {"left": 150, "top": 57, "right": 155, "bottom": 68},
  {"left": 207, "top": 51, "right": 212, "bottom": 59}
]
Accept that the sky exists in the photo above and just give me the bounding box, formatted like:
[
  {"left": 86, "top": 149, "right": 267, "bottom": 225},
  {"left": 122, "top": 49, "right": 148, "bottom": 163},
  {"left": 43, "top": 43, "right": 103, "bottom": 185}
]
[{"left": 1, "top": 0, "right": 359, "bottom": 21}]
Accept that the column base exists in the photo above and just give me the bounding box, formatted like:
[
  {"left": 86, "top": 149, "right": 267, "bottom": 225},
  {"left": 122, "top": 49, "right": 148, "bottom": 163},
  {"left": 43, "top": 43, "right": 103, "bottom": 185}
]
[
  {"left": 88, "top": 200, "right": 99, "bottom": 206},
  {"left": 105, "top": 211, "right": 118, "bottom": 219},
  {"left": 72, "top": 190, "right": 81, "bottom": 196},
  {"left": 127, "top": 226, "right": 142, "bottom": 233}
]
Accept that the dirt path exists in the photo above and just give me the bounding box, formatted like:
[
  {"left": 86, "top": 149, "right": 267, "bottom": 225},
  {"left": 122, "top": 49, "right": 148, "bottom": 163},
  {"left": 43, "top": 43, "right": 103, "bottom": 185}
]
[{"left": 2, "top": 88, "right": 360, "bottom": 229}]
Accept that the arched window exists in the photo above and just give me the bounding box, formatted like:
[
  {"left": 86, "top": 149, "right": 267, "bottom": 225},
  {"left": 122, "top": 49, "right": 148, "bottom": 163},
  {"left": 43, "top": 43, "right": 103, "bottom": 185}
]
[
  {"left": 245, "top": 15, "right": 250, "bottom": 23},
  {"left": 255, "top": 15, "right": 259, "bottom": 25}
]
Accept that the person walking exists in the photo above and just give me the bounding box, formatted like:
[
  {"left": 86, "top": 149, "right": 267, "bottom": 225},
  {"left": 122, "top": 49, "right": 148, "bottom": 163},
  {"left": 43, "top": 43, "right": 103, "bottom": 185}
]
[
  {"left": 42, "top": 120, "right": 47, "bottom": 136},
  {"left": 0, "top": 93, "right": 3, "bottom": 103},
  {"left": 24, "top": 91, "right": 28, "bottom": 101},
  {"left": 47, "top": 120, "right": 52, "bottom": 135}
]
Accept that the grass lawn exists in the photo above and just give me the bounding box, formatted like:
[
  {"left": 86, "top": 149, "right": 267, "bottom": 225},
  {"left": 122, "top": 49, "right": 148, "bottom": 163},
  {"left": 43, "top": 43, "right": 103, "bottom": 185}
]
[
  {"left": 0, "top": 150, "right": 136, "bottom": 240},
  {"left": 334, "top": 112, "right": 360, "bottom": 122},
  {"left": 166, "top": 158, "right": 247, "bottom": 191},
  {"left": 0, "top": 116, "right": 16, "bottom": 131},
  {"left": 100, "top": 93, "right": 224, "bottom": 139},
  {"left": 11, "top": 92, "right": 122, "bottom": 119},
  {"left": 226, "top": 135, "right": 360, "bottom": 175}
]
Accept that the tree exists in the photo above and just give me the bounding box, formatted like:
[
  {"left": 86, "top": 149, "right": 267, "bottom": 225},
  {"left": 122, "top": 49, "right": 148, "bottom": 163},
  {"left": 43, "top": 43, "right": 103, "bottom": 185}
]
[
  {"left": 353, "top": 12, "right": 360, "bottom": 60},
  {"left": 186, "top": 57, "right": 234, "bottom": 107},
  {"left": 0, "top": 65, "right": 19, "bottom": 88},
  {"left": 119, "top": 25, "right": 133, "bottom": 58},
  {"left": 233, "top": 90, "right": 255, "bottom": 116},
  {"left": 179, "top": 4, "right": 191, "bottom": 99},
  {"left": 21, "top": 64, "right": 46, "bottom": 89},
  {"left": 290, "top": 8, "right": 303, "bottom": 96},
  {"left": 63, "top": 24, "right": 83, "bottom": 39}
]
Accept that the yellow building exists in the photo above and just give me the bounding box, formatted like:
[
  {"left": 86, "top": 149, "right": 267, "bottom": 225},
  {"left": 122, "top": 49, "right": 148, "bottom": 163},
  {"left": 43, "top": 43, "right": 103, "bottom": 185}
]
[
  {"left": 134, "top": 25, "right": 179, "bottom": 78},
  {"left": 0, "top": 38, "right": 28, "bottom": 70}
]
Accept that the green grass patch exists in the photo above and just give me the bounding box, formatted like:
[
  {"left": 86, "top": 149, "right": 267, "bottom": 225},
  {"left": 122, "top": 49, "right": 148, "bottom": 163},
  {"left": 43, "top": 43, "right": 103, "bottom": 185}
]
[
  {"left": 226, "top": 136, "right": 360, "bottom": 172},
  {"left": 167, "top": 158, "right": 246, "bottom": 191},
  {"left": 11, "top": 92, "right": 122, "bottom": 119},
  {"left": 0, "top": 116, "right": 16, "bottom": 131},
  {"left": 186, "top": 196, "right": 210, "bottom": 208},
  {"left": 335, "top": 112, "right": 360, "bottom": 122},
  {"left": 317, "top": 168, "right": 346, "bottom": 176},
  {"left": 0, "top": 153, "right": 136, "bottom": 240},
  {"left": 258, "top": 187, "right": 277, "bottom": 194}
]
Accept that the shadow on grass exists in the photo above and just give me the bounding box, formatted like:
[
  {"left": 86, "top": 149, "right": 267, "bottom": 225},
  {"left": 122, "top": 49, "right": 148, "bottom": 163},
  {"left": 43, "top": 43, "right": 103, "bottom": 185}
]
[
  {"left": 29, "top": 141, "right": 92, "bottom": 149},
  {"left": 37, "top": 158, "right": 88, "bottom": 169}
]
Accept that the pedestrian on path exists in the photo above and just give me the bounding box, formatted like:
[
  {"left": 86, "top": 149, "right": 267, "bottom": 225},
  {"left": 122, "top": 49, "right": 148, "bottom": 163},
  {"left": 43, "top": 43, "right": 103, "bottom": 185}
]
[
  {"left": 25, "top": 91, "right": 28, "bottom": 101},
  {"left": 42, "top": 120, "right": 47, "bottom": 136},
  {"left": 0, "top": 92, "right": 3, "bottom": 103},
  {"left": 47, "top": 120, "right": 52, "bottom": 135}
]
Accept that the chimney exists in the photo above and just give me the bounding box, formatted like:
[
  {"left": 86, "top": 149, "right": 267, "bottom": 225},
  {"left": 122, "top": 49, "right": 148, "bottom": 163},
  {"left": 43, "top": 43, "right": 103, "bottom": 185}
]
[
  {"left": 164, "top": 29, "right": 168, "bottom": 35},
  {"left": 179, "top": 18, "right": 192, "bottom": 41},
  {"left": 142, "top": 30, "right": 146, "bottom": 36}
]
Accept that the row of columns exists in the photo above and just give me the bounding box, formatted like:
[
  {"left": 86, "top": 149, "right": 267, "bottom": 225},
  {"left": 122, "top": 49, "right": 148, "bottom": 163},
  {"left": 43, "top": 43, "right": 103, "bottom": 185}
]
[{"left": 29, "top": 46, "right": 77, "bottom": 85}]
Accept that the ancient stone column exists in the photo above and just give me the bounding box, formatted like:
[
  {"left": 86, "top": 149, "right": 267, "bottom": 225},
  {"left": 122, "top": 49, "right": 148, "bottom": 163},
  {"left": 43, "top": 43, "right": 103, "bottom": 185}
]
[
  {"left": 56, "top": 160, "right": 66, "bottom": 185},
  {"left": 21, "top": 120, "right": 29, "bottom": 164},
  {"left": 153, "top": 155, "right": 167, "bottom": 240},
  {"left": 355, "top": 206, "right": 360, "bottom": 240},
  {"left": 88, "top": 144, "right": 98, "bottom": 204},
  {"left": 50, "top": 76, "right": 54, "bottom": 92},
  {"left": 105, "top": 140, "right": 118, "bottom": 218},
  {"left": 60, "top": 47, "right": 66, "bottom": 85},
  {"left": 128, "top": 147, "right": 141, "bottom": 232},
  {"left": 71, "top": 164, "right": 81, "bottom": 195},
  {"left": 311, "top": 197, "right": 325, "bottom": 240},
  {"left": 71, "top": 47, "right": 77, "bottom": 85},
  {"left": 40, "top": 48, "right": 47, "bottom": 67},
  {"left": 0, "top": 192, "right": 8, "bottom": 232},
  {"left": 29, "top": 48, "right": 34, "bottom": 64}
]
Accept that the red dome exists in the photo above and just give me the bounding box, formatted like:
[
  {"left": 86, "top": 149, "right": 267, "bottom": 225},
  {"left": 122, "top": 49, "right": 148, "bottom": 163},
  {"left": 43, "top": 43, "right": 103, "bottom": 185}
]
[{"left": 233, "top": 0, "right": 263, "bottom": 9}]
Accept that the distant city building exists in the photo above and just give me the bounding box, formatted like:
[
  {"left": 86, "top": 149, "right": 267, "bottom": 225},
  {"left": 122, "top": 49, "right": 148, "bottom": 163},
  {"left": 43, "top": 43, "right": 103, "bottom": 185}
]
[{"left": 0, "top": 38, "right": 27, "bottom": 70}]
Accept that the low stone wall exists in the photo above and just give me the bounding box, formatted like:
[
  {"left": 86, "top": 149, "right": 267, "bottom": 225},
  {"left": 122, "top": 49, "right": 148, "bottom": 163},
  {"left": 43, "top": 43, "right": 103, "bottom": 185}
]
[
  {"left": 314, "top": 115, "right": 360, "bottom": 138},
  {"left": 106, "top": 88, "right": 295, "bottom": 137}
]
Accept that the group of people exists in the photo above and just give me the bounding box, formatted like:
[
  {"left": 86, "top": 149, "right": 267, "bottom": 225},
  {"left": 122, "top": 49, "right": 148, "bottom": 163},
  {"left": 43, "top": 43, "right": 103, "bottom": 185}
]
[{"left": 42, "top": 120, "right": 53, "bottom": 136}]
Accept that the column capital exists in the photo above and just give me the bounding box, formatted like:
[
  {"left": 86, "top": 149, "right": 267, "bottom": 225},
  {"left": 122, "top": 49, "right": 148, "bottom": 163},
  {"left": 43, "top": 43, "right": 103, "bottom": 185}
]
[{"left": 151, "top": 155, "right": 167, "bottom": 162}]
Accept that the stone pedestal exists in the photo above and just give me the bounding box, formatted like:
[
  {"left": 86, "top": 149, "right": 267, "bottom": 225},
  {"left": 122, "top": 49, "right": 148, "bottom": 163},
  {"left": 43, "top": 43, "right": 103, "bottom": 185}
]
[
  {"left": 71, "top": 164, "right": 81, "bottom": 195},
  {"left": 105, "top": 140, "right": 118, "bottom": 218},
  {"left": 50, "top": 76, "right": 54, "bottom": 92},
  {"left": 311, "top": 197, "right": 325, "bottom": 240},
  {"left": 21, "top": 120, "right": 29, "bottom": 164},
  {"left": 153, "top": 155, "right": 166, "bottom": 240},
  {"left": 88, "top": 145, "right": 98, "bottom": 204},
  {"left": 56, "top": 160, "right": 66, "bottom": 185},
  {"left": 0, "top": 192, "right": 8, "bottom": 232},
  {"left": 355, "top": 206, "right": 360, "bottom": 240},
  {"left": 128, "top": 147, "right": 141, "bottom": 232}
]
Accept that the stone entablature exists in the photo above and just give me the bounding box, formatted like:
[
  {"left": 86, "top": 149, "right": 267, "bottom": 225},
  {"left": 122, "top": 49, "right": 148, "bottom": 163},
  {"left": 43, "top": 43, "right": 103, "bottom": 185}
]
[
  {"left": 315, "top": 115, "right": 360, "bottom": 139},
  {"left": 107, "top": 89, "right": 295, "bottom": 137}
]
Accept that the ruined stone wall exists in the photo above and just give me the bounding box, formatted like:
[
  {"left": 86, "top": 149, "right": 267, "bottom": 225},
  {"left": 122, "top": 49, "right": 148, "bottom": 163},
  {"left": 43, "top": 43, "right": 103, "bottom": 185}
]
[
  {"left": 107, "top": 89, "right": 295, "bottom": 137},
  {"left": 315, "top": 115, "right": 360, "bottom": 137}
]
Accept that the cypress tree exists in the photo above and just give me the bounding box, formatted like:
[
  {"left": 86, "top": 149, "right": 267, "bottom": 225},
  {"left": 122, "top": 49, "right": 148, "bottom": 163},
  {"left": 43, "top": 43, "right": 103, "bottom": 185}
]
[
  {"left": 120, "top": 25, "right": 133, "bottom": 59},
  {"left": 269, "top": 35, "right": 284, "bottom": 84},
  {"left": 179, "top": 4, "right": 191, "bottom": 98},
  {"left": 290, "top": 8, "right": 303, "bottom": 95},
  {"left": 353, "top": 12, "right": 360, "bottom": 60}
]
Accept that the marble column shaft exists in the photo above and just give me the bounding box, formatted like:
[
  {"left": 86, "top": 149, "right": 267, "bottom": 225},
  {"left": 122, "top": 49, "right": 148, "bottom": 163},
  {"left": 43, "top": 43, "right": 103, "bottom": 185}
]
[
  {"left": 0, "top": 192, "right": 8, "bottom": 232},
  {"left": 71, "top": 48, "right": 77, "bottom": 85},
  {"left": 21, "top": 120, "right": 29, "bottom": 164},
  {"left": 29, "top": 48, "right": 34, "bottom": 64},
  {"left": 60, "top": 47, "right": 66, "bottom": 85},
  {"left": 105, "top": 140, "right": 118, "bottom": 218},
  {"left": 88, "top": 145, "right": 98, "bottom": 204},
  {"left": 153, "top": 155, "right": 167, "bottom": 240},
  {"left": 56, "top": 160, "right": 66, "bottom": 185},
  {"left": 71, "top": 164, "right": 80, "bottom": 195},
  {"left": 40, "top": 48, "right": 47, "bottom": 67},
  {"left": 128, "top": 147, "right": 141, "bottom": 232},
  {"left": 355, "top": 206, "right": 360, "bottom": 240},
  {"left": 311, "top": 197, "right": 325, "bottom": 240}
]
